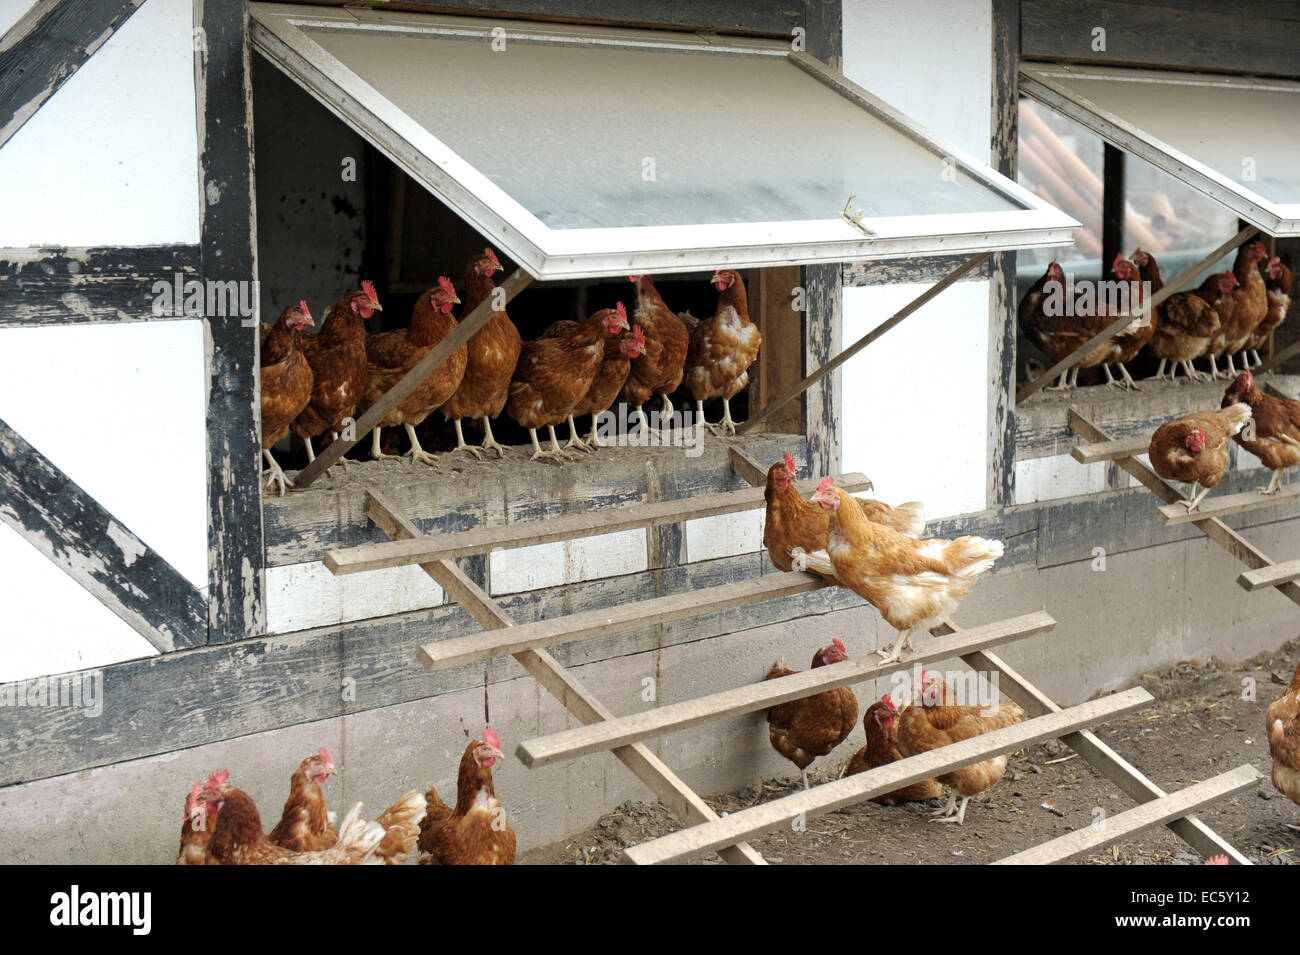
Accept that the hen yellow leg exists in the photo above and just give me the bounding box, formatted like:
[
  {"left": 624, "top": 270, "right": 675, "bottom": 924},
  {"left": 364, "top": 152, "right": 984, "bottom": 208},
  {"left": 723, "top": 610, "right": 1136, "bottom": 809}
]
[
  {"left": 563, "top": 414, "right": 591, "bottom": 453},
  {"left": 452, "top": 418, "right": 484, "bottom": 460},
  {"left": 403, "top": 424, "right": 440, "bottom": 467},
  {"left": 932, "top": 795, "right": 970, "bottom": 824},
  {"left": 262, "top": 449, "right": 291, "bottom": 497},
  {"left": 479, "top": 416, "right": 508, "bottom": 458}
]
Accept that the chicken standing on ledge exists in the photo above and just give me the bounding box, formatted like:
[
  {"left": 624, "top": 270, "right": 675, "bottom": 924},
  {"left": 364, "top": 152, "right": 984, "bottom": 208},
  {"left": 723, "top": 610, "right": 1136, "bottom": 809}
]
[
  {"left": 1246, "top": 256, "right": 1292, "bottom": 368},
  {"left": 293, "top": 282, "right": 381, "bottom": 465},
  {"left": 419, "top": 728, "right": 516, "bottom": 865},
  {"left": 508, "top": 305, "right": 629, "bottom": 462},
  {"left": 763, "top": 458, "right": 924, "bottom": 577},
  {"left": 1147, "top": 404, "right": 1252, "bottom": 511},
  {"left": 764, "top": 640, "right": 858, "bottom": 790},
  {"left": 684, "top": 269, "right": 761, "bottom": 435},
  {"left": 1133, "top": 247, "right": 1220, "bottom": 383},
  {"left": 259, "top": 300, "right": 314, "bottom": 496},
  {"left": 363, "top": 277, "right": 466, "bottom": 465},
  {"left": 897, "top": 669, "right": 1025, "bottom": 825},
  {"left": 846, "top": 695, "right": 943, "bottom": 805},
  {"left": 1222, "top": 370, "right": 1300, "bottom": 495},
  {"left": 621, "top": 274, "right": 689, "bottom": 431},
  {"left": 794, "top": 484, "right": 1002, "bottom": 663},
  {"left": 1267, "top": 660, "right": 1300, "bottom": 831},
  {"left": 440, "top": 248, "right": 522, "bottom": 458}
]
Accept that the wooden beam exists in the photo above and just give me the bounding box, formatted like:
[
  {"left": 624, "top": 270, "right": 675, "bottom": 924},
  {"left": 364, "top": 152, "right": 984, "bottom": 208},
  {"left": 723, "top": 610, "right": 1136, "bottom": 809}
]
[
  {"left": 802, "top": 261, "right": 842, "bottom": 475},
  {"left": 728, "top": 447, "right": 768, "bottom": 489},
  {"left": 960, "top": 646, "right": 1252, "bottom": 865},
  {"left": 843, "top": 254, "right": 996, "bottom": 287},
  {"left": 623, "top": 687, "right": 1154, "bottom": 864},
  {"left": 0, "top": 245, "right": 202, "bottom": 326},
  {"left": 1156, "top": 484, "right": 1300, "bottom": 526},
  {"left": 1068, "top": 408, "right": 1300, "bottom": 608},
  {"left": 738, "top": 252, "right": 994, "bottom": 436},
  {"left": 198, "top": 0, "right": 264, "bottom": 643},
  {"left": 1239, "top": 559, "right": 1300, "bottom": 592},
  {"left": 1018, "top": 226, "right": 1260, "bottom": 403},
  {"left": 994, "top": 765, "right": 1261, "bottom": 865},
  {"left": 0, "top": 0, "right": 145, "bottom": 150},
  {"left": 1257, "top": 337, "right": 1300, "bottom": 375},
  {"left": 1071, "top": 434, "right": 1150, "bottom": 464},
  {"left": 419, "top": 570, "right": 833, "bottom": 670},
  {"left": 0, "top": 417, "right": 207, "bottom": 652},
  {"left": 292, "top": 267, "right": 533, "bottom": 488},
  {"left": 325, "top": 472, "right": 872, "bottom": 575},
  {"left": 365, "top": 488, "right": 765, "bottom": 865},
  {"left": 516, "top": 611, "right": 1056, "bottom": 768}
]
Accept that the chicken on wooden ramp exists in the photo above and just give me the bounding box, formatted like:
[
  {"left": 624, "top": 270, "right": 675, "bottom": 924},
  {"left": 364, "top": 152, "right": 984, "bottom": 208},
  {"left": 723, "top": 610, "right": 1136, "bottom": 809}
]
[
  {"left": 764, "top": 640, "right": 858, "bottom": 791},
  {"left": 1148, "top": 403, "right": 1252, "bottom": 512},
  {"left": 1223, "top": 370, "right": 1300, "bottom": 495}
]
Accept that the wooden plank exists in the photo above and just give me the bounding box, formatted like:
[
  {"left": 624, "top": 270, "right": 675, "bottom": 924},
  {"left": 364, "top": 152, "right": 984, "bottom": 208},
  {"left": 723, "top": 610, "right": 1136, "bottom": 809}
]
[
  {"left": 0, "top": 245, "right": 202, "bottom": 326},
  {"left": 843, "top": 254, "right": 996, "bottom": 287},
  {"left": 752, "top": 266, "right": 805, "bottom": 435},
  {"left": 739, "top": 252, "right": 993, "bottom": 437},
  {"left": 0, "top": 0, "right": 145, "bottom": 150},
  {"left": 1068, "top": 409, "right": 1300, "bottom": 608},
  {"left": 623, "top": 687, "right": 1154, "bottom": 864},
  {"left": 1022, "top": 0, "right": 1300, "bottom": 78},
  {"left": 199, "top": 0, "right": 264, "bottom": 643},
  {"left": 961, "top": 647, "right": 1252, "bottom": 864},
  {"left": 1239, "top": 559, "right": 1300, "bottom": 592},
  {"left": 516, "top": 611, "right": 1056, "bottom": 768},
  {"left": 1071, "top": 435, "right": 1150, "bottom": 464},
  {"left": 1017, "top": 226, "right": 1259, "bottom": 403},
  {"left": 292, "top": 268, "right": 533, "bottom": 488},
  {"left": 994, "top": 765, "right": 1262, "bottom": 865},
  {"left": 419, "top": 570, "right": 832, "bottom": 670},
  {"left": 0, "top": 417, "right": 206, "bottom": 652},
  {"left": 728, "top": 447, "right": 768, "bottom": 488},
  {"left": 802, "top": 261, "right": 841, "bottom": 475},
  {"left": 364, "top": 488, "right": 765, "bottom": 865},
  {"left": 1156, "top": 483, "right": 1300, "bottom": 526},
  {"left": 1257, "top": 337, "right": 1300, "bottom": 375},
  {"left": 264, "top": 435, "right": 804, "bottom": 568},
  {"left": 324, "top": 472, "right": 872, "bottom": 574}
]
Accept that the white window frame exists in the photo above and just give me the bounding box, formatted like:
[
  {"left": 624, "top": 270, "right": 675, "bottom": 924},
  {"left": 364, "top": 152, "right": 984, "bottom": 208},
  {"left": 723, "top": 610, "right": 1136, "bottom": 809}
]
[
  {"left": 250, "top": 3, "right": 1078, "bottom": 280},
  {"left": 1020, "top": 63, "right": 1300, "bottom": 237}
]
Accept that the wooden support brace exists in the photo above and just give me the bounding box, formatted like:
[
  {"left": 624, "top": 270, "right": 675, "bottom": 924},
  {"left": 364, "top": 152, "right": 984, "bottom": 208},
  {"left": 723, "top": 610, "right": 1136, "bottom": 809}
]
[
  {"left": 1068, "top": 408, "right": 1300, "bottom": 609},
  {"left": 1018, "top": 225, "right": 1260, "bottom": 403},
  {"left": 994, "top": 765, "right": 1261, "bottom": 865},
  {"left": 365, "top": 488, "right": 765, "bottom": 865},
  {"left": 623, "top": 687, "right": 1154, "bottom": 864},
  {"left": 736, "top": 251, "right": 993, "bottom": 436},
  {"left": 1239, "top": 558, "right": 1300, "bottom": 592},
  {"left": 419, "top": 571, "right": 832, "bottom": 670},
  {"left": 1257, "top": 337, "right": 1300, "bottom": 376},
  {"left": 516, "top": 611, "right": 1055, "bottom": 768},
  {"left": 325, "top": 472, "right": 872, "bottom": 575},
  {"left": 294, "top": 267, "right": 533, "bottom": 488},
  {"left": 1156, "top": 484, "right": 1300, "bottom": 526}
]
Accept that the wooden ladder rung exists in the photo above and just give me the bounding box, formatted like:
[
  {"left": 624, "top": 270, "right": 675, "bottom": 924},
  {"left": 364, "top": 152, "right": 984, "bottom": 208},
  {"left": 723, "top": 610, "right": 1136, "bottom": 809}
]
[
  {"left": 1238, "top": 558, "right": 1300, "bottom": 592},
  {"left": 1071, "top": 435, "right": 1149, "bottom": 464},
  {"left": 1155, "top": 483, "right": 1300, "bottom": 526},
  {"left": 622, "top": 686, "right": 1154, "bottom": 864},
  {"left": 517, "top": 611, "right": 1056, "bottom": 768},
  {"left": 419, "top": 570, "right": 831, "bottom": 670},
  {"left": 994, "top": 765, "right": 1262, "bottom": 865},
  {"left": 325, "top": 472, "right": 873, "bottom": 575}
]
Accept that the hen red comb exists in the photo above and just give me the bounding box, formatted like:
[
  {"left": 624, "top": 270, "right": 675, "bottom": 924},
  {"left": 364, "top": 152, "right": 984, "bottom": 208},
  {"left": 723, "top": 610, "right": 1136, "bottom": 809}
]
[
  {"left": 318, "top": 746, "right": 332, "bottom": 765},
  {"left": 437, "top": 275, "right": 455, "bottom": 296},
  {"left": 815, "top": 477, "right": 835, "bottom": 495},
  {"left": 483, "top": 727, "right": 502, "bottom": 750},
  {"left": 484, "top": 247, "right": 500, "bottom": 265},
  {"left": 832, "top": 638, "right": 846, "bottom": 654},
  {"left": 783, "top": 452, "right": 796, "bottom": 474},
  {"left": 297, "top": 299, "right": 310, "bottom": 317},
  {"left": 1269, "top": 256, "right": 1281, "bottom": 267},
  {"left": 361, "top": 279, "right": 378, "bottom": 303},
  {"left": 633, "top": 325, "right": 646, "bottom": 346},
  {"left": 616, "top": 301, "right": 627, "bottom": 322},
  {"left": 882, "top": 693, "right": 892, "bottom": 706}
]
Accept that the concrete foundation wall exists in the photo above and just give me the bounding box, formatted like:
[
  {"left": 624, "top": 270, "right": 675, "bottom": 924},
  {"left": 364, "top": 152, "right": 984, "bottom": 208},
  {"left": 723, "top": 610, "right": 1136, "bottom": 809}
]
[{"left": 0, "top": 519, "right": 1295, "bottom": 864}]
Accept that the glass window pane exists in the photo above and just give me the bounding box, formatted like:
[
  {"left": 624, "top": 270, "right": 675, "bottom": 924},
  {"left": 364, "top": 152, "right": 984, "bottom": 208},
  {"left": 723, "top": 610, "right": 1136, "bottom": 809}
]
[
  {"left": 1017, "top": 98, "right": 1102, "bottom": 270},
  {"left": 304, "top": 26, "right": 1024, "bottom": 230}
]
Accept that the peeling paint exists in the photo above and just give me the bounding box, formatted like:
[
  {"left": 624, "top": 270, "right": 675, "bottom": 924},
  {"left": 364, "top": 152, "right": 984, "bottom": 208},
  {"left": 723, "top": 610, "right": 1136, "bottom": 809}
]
[{"left": 104, "top": 522, "right": 146, "bottom": 567}]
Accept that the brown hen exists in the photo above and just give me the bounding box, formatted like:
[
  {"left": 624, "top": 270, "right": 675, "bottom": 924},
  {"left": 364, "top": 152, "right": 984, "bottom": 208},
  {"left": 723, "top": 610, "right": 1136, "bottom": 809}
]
[
  {"left": 1222, "top": 370, "right": 1300, "bottom": 494},
  {"left": 846, "top": 695, "right": 944, "bottom": 805},
  {"left": 418, "top": 729, "right": 515, "bottom": 865},
  {"left": 765, "top": 640, "right": 859, "bottom": 790},
  {"left": 1148, "top": 404, "right": 1252, "bottom": 511},
  {"left": 684, "top": 269, "right": 761, "bottom": 434},
  {"left": 621, "top": 274, "right": 689, "bottom": 430},
  {"left": 259, "top": 300, "right": 314, "bottom": 496},
  {"left": 1267, "top": 660, "right": 1300, "bottom": 829}
]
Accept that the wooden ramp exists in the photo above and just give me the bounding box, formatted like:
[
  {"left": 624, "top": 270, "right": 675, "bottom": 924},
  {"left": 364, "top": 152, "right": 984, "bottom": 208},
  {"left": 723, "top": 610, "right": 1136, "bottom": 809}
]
[
  {"left": 327, "top": 447, "right": 1252, "bottom": 865},
  {"left": 1069, "top": 408, "right": 1300, "bottom": 609}
]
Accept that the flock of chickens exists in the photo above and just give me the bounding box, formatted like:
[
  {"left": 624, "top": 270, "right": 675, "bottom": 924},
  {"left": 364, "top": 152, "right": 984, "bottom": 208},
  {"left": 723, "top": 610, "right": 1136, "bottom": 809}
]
[
  {"left": 759, "top": 453, "right": 1300, "bottom": 830},
  {"left": 178, "top": 731, "right": 515, "bottom": 865},
  {"left": 1019, "top": 241, "right": 1291, "bottom": 389},
  {"left": 258, "top": 249, "right": 762, "bottom": 493}
]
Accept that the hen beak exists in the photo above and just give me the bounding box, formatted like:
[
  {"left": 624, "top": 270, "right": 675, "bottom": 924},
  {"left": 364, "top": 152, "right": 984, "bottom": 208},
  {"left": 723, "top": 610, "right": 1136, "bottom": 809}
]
[
  {"left": 370, "top": 302, "right": 383, "bottom": 312},
  {"left": 495, "top": 261, "right": 504, "bottom": 272}
]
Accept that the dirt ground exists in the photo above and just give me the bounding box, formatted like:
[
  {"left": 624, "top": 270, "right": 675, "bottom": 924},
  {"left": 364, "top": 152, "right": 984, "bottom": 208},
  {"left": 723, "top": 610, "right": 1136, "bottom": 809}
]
[{"left": 520, "top": 637, "right": 1300, "bottom": 866}]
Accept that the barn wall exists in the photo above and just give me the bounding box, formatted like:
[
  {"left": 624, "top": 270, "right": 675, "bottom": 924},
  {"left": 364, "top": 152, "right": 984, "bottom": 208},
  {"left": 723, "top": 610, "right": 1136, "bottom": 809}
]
[
  {"left": 1, "top": 513, "right": 1294, "bottom": 864},
  {"left": 839, "top": 0, "right": 997, "bottom": 518}
]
